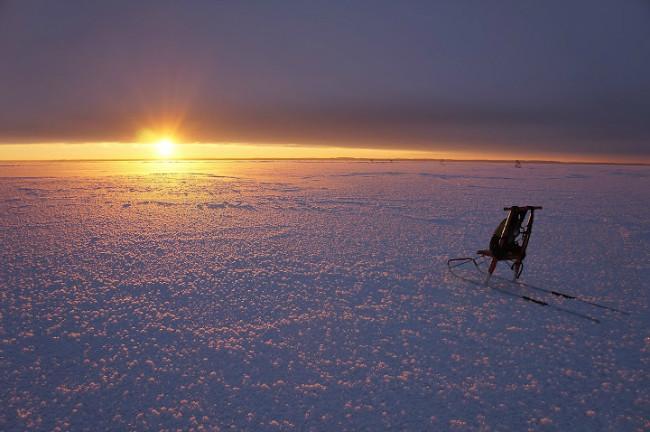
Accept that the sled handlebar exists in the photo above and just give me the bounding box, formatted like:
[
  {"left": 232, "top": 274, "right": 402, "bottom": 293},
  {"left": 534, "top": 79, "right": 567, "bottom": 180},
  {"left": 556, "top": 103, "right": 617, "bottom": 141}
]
[{"left": 503, "top": 206, "right": 542, "bottom": 211}]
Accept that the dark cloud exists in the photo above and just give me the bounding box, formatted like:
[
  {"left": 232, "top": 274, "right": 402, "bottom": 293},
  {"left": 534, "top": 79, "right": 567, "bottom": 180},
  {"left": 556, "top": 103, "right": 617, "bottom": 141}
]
[{"left": 1, "top": 1, "right": 649, "bottom": 157}]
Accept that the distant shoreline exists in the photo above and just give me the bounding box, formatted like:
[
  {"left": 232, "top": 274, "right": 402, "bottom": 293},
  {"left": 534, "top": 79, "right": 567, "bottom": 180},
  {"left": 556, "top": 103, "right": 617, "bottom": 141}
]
[{"left": 1, "top": 158, "right": 648, "bottom": 167}]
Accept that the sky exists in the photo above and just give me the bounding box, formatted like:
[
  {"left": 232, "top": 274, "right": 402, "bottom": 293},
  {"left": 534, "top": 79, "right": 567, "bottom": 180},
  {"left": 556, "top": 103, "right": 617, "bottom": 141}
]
[{"left": 0, "top": 0, "right": 649, "bottom": 162}]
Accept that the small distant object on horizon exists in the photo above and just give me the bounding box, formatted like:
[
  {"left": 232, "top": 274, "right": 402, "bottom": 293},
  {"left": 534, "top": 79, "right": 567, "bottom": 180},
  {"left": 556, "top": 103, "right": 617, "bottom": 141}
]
[{"left": 515, "top": 160, "right": 522, "bottom": 168}]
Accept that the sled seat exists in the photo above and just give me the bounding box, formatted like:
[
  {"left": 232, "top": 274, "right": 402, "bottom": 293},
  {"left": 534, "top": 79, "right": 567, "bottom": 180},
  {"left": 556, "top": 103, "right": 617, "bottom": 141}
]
[{"left": 477, "top": 249, "right": 522, "bottom": 261}]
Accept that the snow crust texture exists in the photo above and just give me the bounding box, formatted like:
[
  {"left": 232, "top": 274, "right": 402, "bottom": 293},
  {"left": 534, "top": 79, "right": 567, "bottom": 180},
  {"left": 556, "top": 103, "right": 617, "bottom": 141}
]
[{"left": 1, "top": 161, "right": 648, "bottom": 431}]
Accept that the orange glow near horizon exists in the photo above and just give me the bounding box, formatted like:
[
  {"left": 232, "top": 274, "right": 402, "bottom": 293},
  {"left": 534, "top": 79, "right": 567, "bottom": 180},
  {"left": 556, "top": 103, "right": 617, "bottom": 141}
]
[
  {"left": 0, "top": 142, "right": 647, "bottom": 164},
  {"left": 155, "top": 138, "right": 175, "bottom": 159},
  {"left": 137, "top": 127, "right": 181, "bottom": 159}
]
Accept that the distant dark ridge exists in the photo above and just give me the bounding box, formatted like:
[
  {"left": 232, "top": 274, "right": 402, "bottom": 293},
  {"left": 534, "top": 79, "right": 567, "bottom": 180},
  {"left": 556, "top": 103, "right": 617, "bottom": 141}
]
[{"left": 2, "top": 158, "right": 649, "bottom": 166}]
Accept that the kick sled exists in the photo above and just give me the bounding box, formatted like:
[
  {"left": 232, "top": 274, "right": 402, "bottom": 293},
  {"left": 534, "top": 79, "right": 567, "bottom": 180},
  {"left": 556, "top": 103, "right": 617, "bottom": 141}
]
[
  {"left": 447, "top": 205, "right": 627, "bottom": 323},
  {"left": 450, "top": 205, "right": 542, "bottom": 281}
]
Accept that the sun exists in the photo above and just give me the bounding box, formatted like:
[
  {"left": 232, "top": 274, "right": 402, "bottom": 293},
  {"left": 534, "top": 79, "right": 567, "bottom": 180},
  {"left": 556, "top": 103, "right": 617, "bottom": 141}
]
[{"left": 155, "top": 138, "right": 175, "bottom": 158}]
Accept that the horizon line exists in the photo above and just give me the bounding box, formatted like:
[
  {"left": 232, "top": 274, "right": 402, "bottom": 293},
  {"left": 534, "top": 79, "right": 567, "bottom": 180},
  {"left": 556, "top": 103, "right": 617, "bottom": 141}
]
[{"left": 2, "top": 157, "right": 649, "bottom": 167}]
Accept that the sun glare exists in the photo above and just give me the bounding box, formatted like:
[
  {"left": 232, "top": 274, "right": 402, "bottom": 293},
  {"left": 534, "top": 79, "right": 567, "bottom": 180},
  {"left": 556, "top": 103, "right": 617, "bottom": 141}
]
[{"left": 156, "top": 138, "right": 175, "bottom": 158}]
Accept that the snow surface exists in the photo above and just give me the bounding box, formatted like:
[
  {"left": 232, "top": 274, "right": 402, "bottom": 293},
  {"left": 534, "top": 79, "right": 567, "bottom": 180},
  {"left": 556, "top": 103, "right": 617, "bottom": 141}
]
[{"left": 1, "top": 160, "right": 648, "bottom": 431}]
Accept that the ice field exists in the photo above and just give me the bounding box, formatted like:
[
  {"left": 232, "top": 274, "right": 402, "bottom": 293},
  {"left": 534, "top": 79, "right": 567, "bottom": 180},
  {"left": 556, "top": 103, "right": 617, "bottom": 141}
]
[{"left": 1, "top": 160, "right": 648, "bottom": 431}]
